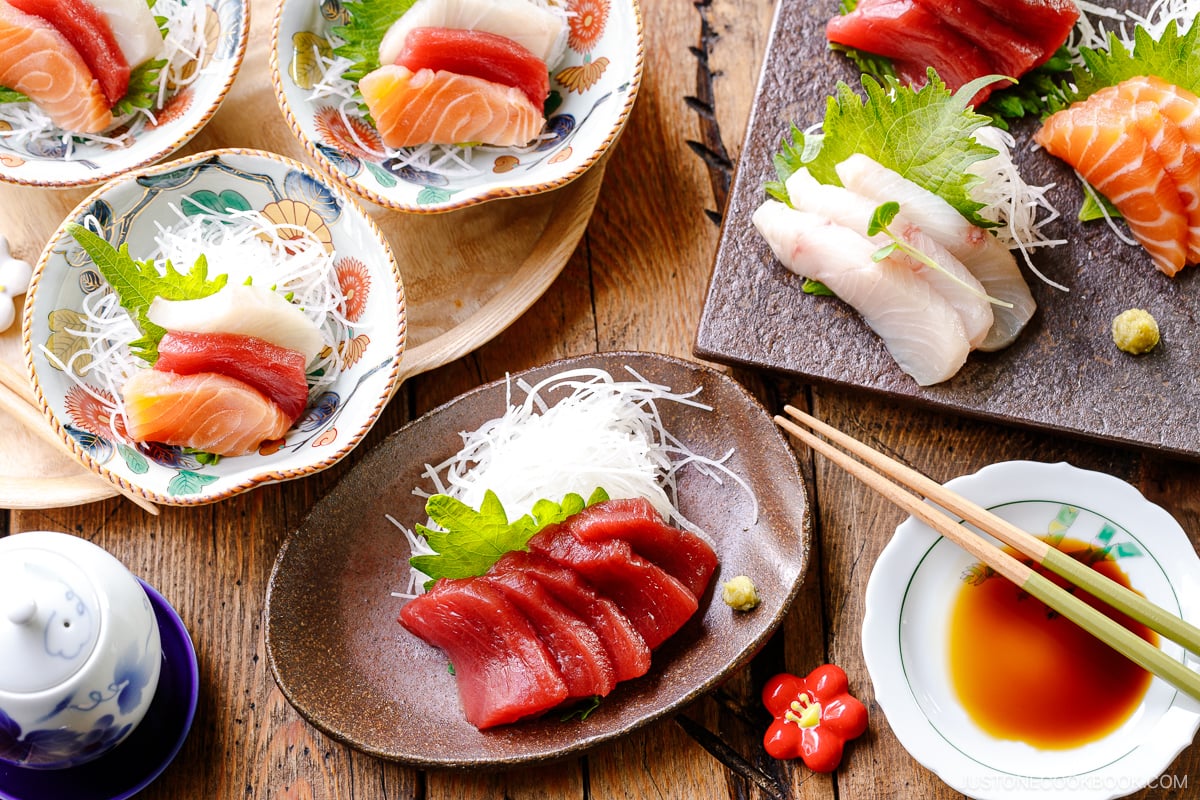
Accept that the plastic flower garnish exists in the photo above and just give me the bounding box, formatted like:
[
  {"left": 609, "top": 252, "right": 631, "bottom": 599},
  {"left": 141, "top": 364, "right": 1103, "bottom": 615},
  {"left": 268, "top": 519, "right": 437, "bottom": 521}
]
[{"left": 762, "top": 664, "right": 868, "bottom": 772}]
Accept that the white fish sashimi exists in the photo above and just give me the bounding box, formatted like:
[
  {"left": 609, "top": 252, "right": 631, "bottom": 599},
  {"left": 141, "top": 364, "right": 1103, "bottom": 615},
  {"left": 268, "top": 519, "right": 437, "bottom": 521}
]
[
  {"left": 146, "top": 284, "right": 324, "bottom": 363},
  {"left": 91, "top": 0, "right": 164, "bottom": 68},
  {"left": 784, "top": 168, "right": 993, "bottom": 349},
  {"left": 836, "top": 153, "right": 1036, "bottom": 351},
  {"left": 752, "top": 199, "right": 970, "bottom": 386},
  {"left": 378, "top": 0, "right": 568, "bottom": 68}
]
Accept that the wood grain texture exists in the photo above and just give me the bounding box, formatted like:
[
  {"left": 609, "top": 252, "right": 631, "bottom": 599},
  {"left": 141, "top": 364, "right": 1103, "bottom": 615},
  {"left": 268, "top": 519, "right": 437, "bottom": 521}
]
[{"left": 5, "top": 0, "right": 1199, "bottom": 798}]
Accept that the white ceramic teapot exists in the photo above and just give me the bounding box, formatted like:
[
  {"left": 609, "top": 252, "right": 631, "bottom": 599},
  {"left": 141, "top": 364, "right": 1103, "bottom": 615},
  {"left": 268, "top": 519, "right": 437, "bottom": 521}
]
[{"left": 0, "top": 531, "right": 162, "bottom": 769}]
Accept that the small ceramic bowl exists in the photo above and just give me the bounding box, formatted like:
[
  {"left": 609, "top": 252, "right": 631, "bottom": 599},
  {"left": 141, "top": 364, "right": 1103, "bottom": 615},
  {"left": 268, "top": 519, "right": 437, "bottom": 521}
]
[
  {"left": 0, "top": 531, "right": 161, "bottom": 770},
  {"left": 22, "top": 148, "right": 408, "bottom": 506},
  {"left": 0, "top": 0, "right": 249, "bottom": 189},
  {"left": 863, "top": 461, "right": 1200, "bottom": 800},
  {"left": 269, "top": 0, "right": 644, "bottom": 213}
]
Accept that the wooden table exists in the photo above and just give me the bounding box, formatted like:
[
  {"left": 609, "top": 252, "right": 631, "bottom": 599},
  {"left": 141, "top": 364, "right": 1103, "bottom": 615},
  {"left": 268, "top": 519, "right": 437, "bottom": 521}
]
[{"left": 3, "top": 0, "right": 1198, "bottom": 797}]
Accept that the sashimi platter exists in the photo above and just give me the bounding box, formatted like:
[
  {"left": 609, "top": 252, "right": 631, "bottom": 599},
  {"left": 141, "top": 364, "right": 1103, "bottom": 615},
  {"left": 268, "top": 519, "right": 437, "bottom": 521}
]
[
  {"left": 697, "top": 0, "right": 1200, "bottom": 460},
  {"left": 0, "top": 0, "right": 248, "bottom": 186},
  {"left": 265, "top": 352, "right": 810, "bottom": 765}
]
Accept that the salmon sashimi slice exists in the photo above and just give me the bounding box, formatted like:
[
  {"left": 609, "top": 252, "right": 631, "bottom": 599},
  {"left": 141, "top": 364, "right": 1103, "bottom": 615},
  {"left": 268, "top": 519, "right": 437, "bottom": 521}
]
[
  {"left": 360, "top": 64, "right": 543, "bottom": 148},
  {"left": 491, "top": 551, "right": 652, "bottom": 682},
  {"left": 8, "top": 0, "right": 129, "bottom": 106},
  {"left": 752, "top": 199, "right": 971, "bottom": 385},
  {"left": 399, "top": 577, "right": 569, "bottom": 729},
  {"left": 482, "top": 570, "right": 617, "bottom": 700},
  {"left": 393, "top": 27, "right": 551, "bottom": 110},
  {"left": 122, "top": 369, "right": 293, "bottom": 457},
  {"left": 0, "top": 0, "right": 111, "bottom": 132},
  {"left": 1107, "top": 76, "right": 1200, "bottom": 261},
  {"left": 155, "top": 331, "right": 311, "bottom": 423},
  {"left": 1036, "top": 95, "right": 1190, "bottom": 276}
]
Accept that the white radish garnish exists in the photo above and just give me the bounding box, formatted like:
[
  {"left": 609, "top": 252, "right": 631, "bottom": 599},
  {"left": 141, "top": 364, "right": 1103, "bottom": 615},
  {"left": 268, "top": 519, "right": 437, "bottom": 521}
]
[{"left": 147, "top": 284, "right": 324, "bottom": 364}]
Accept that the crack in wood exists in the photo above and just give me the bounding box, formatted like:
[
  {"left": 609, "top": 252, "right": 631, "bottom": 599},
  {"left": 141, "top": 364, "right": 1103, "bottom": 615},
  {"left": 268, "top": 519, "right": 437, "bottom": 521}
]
[
  {"left": 690, "top": 0, "right": 735, "bottom": 225},
  {"left": 674, "top": 713, "right": 787, "bottom": 800}
]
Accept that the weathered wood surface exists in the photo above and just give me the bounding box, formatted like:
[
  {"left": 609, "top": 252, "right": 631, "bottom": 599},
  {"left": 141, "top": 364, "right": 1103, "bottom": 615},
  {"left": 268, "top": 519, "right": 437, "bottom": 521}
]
[{"left": 3, "top": 0, "right": 1197, "bottom": 798}]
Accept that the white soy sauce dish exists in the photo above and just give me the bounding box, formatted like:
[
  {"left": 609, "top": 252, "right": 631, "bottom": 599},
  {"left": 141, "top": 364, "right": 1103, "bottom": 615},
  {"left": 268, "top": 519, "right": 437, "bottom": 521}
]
[{"left": 0, "top": 531, "right": 161, "bottom": 770}]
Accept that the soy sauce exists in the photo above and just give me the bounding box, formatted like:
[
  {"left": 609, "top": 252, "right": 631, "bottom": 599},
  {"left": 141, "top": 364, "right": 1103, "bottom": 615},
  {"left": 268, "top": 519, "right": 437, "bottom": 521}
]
[{"left": 948, "top": 536, "right": 1156, "bottom": 749}]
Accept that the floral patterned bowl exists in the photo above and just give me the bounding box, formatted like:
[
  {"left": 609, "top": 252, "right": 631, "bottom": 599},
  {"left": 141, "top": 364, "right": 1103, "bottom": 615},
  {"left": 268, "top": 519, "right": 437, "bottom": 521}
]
[
  {"left": 0, "top": 0, "right": 249, "bottom": 189},
  {"left": 21, "top": 148, "right": 407, "bottom": 506},
  {"left": 269, "top": 0, "right": 644, "bottom": 213}
]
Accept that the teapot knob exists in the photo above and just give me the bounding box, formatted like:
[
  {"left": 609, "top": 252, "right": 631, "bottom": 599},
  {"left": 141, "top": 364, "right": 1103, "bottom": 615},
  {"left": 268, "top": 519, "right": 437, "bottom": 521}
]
[{"left": 5, "top": 597, "right": 36, "bottom": 625}]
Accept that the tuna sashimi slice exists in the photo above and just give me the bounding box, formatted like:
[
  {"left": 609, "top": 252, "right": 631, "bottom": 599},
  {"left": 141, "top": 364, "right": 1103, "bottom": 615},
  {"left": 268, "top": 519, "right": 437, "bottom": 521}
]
[
  {"left": 972, "top": 0, "right": 1079, "bottom": 55},
  {"left": 0, "top": 0, "right": 111, "bottom": 133},
  {"left": 9, "top": 0, "right": 129, "bottom": 106},
  {"left": 155, "top": 331, "right": 310, "bottom": 423},
  {"left": 121, "top": 369, "right": 293, "bottom": 456},
  {"left": 394, "top": 27, "right": 550, "bottom": 110},
  {"left": 399, "top": 577, "right": 569, "bottom": 729},
  {"left": 825, "top": 0, "right": 997, "bottom": 105},
  {"left": 1036, "top": 95, "right": 1190, "bottom": 276},
  {"left": 527, "top": 523, "right": 699, "bottom": 650},
  {"left": 482, "top": 570, "right": 617, "bottom": 700},
  {"left": 359, "top": 64, "right": 544, "bottom": 148},
  {"left": 492, "top": 551, "right": 652, "bottom": 682},
  {"left": 565, "top": 498, "right": 718, "bottom": 599}
]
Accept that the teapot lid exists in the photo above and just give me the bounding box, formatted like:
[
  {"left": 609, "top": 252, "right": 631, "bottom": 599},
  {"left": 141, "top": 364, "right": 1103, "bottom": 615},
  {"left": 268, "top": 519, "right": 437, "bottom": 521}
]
[{"left": 0, "top": 545, "right": 101, "bottom": 693}]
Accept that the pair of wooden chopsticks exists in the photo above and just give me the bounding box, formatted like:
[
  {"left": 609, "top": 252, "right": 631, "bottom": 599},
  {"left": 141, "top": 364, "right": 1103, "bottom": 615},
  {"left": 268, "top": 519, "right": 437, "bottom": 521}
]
[
  {"left": 0, "top": 359, "right": 158, "bottom": 515},
  {"left": 775, "top": 405, "right": 1200, "bottom": 703}
]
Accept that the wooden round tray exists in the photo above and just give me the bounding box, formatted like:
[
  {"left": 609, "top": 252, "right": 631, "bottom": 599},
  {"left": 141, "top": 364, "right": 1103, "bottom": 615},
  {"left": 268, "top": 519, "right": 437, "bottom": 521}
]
[{"left": 0, "top": 0, "right": 605, "bottom": 509}]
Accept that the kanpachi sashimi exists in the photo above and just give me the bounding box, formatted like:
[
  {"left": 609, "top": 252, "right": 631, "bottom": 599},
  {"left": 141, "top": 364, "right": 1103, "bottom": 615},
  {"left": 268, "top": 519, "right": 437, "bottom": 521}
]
[
  {"left": 377, "top": 0, "right": 567, "bottom": 68},
  {"left": 360, "top": 64, "right": 544, "bottom": 148},
  {"left": 122, "top": 369, "right": 294, "bottom": 457},
  {"left": 0, "top": 0, "right": 112, "bottom": 133},
  {"left": 752, "top": 199, "right": 972, "bottom": 386}
]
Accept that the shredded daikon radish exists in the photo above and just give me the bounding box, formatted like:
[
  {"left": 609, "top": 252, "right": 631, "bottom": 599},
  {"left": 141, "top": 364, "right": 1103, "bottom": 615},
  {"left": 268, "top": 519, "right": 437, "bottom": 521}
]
[
  {"left": 1119, "top": 0, "right": 1199, "bottom": 42},
  {"left": 42, "top": 208, "right": 354, "bottom": 446},
  {"left": 390, "top": 366, "right": 758, "bottom": 595},
  {"left": 1070, "top": 2, "right": 1127, "bottom": 52},
  {"left": 0, "top": 0, "right": 211, "bottom": 156},
  {"left": 968, "top": 126, "right": 1070, "bottom": 291}
]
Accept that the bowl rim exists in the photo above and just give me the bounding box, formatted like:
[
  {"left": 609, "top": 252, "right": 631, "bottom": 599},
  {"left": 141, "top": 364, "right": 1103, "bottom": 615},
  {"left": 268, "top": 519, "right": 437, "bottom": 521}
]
[
  {"left": 20, "top": 146, "right": 409, "bottom": 506},
  {"left": 0, "top": 0, "right": 252, "bottom": 190},
  {"left": 267, "top": 0, "right": 645, "bottom": 214}
]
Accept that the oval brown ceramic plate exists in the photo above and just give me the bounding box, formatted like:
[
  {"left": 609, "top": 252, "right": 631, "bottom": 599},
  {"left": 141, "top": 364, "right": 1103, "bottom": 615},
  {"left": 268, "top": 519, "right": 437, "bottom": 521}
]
[{"left": 264, "top": 351, "right": 811, "bottom": 768}]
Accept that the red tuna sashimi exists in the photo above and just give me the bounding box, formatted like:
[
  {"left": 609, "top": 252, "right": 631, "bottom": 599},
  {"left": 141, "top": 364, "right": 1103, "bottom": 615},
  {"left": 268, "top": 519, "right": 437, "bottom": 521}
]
[
  {"left": 394, "top": 27, "right": 550, "bottom": 111},
  {"left": 399, "top": 577, "right": 569, "bottom": 729},
  {"left": 9, "top": 0, "right": 128, "bottom": 105},
  {"left": 826, "top": 0, "right": 996, "bottom": 104},
  {"left": 492, "top": 550, "right": 652, "bottom": 682},
  {"left": 122, "top": 369, "right": 293, "bottom": 456},
  {"left": 527, "top": 522, "right": 698, "bottom": 650},
  {"left": 566, "top": 498, "right": 718, "bottom": 599},
  {"left": 909, "top": 0, "right": 1042, "bottom": 80},
  {"left": 482, "top": 570, "right": 617, "bottom": 700},
  {"left": 972, "top": 0, "right": 1080, "bottom": 55},
  {"left": 0, "top": 0, "right": 111, "bottom": 133},
  {"left": 155, "top": 331, "right": 310, "bottom": 422}
]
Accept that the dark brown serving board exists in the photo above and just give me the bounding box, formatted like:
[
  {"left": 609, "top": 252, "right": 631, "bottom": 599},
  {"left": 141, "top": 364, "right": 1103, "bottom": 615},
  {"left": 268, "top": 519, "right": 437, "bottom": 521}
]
[{"left": 694, "top": 0, "right": 1200, "bottom": 460}]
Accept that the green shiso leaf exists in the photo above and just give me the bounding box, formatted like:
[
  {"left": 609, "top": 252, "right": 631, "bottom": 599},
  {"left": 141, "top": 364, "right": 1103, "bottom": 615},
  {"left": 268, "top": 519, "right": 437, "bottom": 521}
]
[
  {"left": 1061, "top": 17, "right": 1200, "bottom": 106},
  {"left": 66, "top": 223, "right": 227, "bottom": 364},
  {"left": 410, "top": 488, "right": 609, "bottom": 590},
  {"left": 332, "top": 0, "right": 418, "bottom": 87},
  {"left": 767, "top": 71, "right": 999, "bottom": 228}
]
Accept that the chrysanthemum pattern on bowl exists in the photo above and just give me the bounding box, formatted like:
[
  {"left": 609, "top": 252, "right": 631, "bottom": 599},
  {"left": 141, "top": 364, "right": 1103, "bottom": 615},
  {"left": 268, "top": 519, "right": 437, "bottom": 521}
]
[
  {"left": 271, "top": 0, "right": 643, "bottom": 212},
  {"left": 24, "top": 150, "right": 407, "bottom": 505}
]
